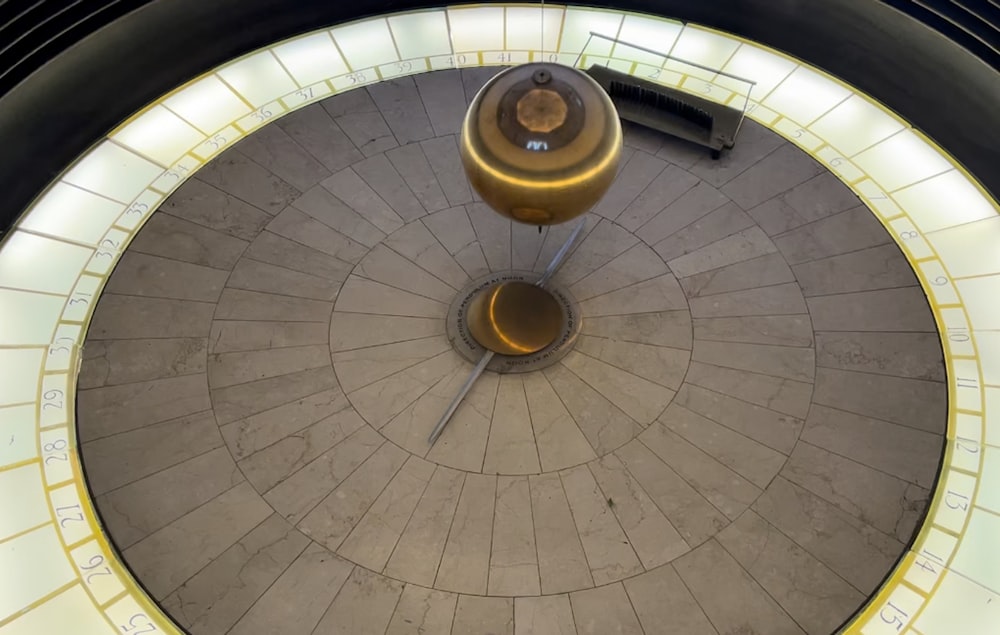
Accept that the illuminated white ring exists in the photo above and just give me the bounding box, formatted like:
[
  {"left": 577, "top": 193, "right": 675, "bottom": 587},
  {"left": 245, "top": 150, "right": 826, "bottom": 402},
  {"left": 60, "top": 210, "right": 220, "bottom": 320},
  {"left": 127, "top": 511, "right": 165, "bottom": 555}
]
[{"left": 0, "top": 5, "right": 997, "bottom": 634}]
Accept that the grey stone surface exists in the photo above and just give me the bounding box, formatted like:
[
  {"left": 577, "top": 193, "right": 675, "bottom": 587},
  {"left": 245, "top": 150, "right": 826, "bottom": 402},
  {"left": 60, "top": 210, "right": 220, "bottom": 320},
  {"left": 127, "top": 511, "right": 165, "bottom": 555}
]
[
  {"left": 684, "top": 361, "right": 813, "bottom": 418},
  {"left": 334, "top": 110, "right": 398, "bottom": 156},
  {"left": 617, "top": 164, "right": 700, "bottom": 231},
  {"left": 654, "top": 202, "right": 756, "bottom": 262},
  {"left": 235, "top": 124, "right": 332, "bottom": 191},
  {"left": 675, "top": 383, "right": 802, "bottom": 454},
  {"left": 78, "top": 374, "right": 211, "bottom": 441},
  {"left": 680, "top": 251, "right": 795, "bottom": 297},
  {"left": 420, "top": 135, "right": 473, "bottom": 206},
  {"left": 721, "top": 142, "right": 825, "bottom": 210},
  {"left": 226, "top": 258, "right": 340, "bottom": 301},
  {"left": 687, "top": 120, "right": 787, "bottom": 186},
  {"left": 635, "top": 181, "right": 731, "bottom": 246},
  {"left": 807, "top": 286, "right": 937, "bottom": 332},
  {"left": 793, "top": 243, "right": 919, "bottom": 296},
  {"left": 128, "top": 212, "right": 248, "bottom": 270},
  {"left": 592, "top": 150, "right": 668, "bottom": 220},
  {"left": 215, "top": 288, "right": 333, "bottom": 322},
  {"left": 689, "top": 282, "right": 808, "bottom": 318},
  {"left": 355, "top": 151, "right": 428, "bottom": 221},
  {"left": 105, "top": 252, "right": 228, "bottom": 302},
  {"left": 693, "top": 340, "right": 815, "bottom": 382},
  {"left": 812, "top": 367, "right": 946, "bottom": 434},
  {"left": 196, "top": 149, "right": 301, "bottom": 214},
  {"left": 693, "top": 315, "right": 813, "bottom": 347},
  {"left": 415, "top": 69, "right": 467, "bottom": 136},
  {"left": 814, "top": 331, "right": 946, "bottom": 380},
  {"left": 243, "top": 230, "right": 355, "bottom": 281},
  {"left": 265, "top": 206, "right": 369, "bottom": 263},
  {"left": 368, "top": 76, "right": 435, "bottom": 144},
  {"left": 277, "top": 102, "right": 364, "bottom": 173},
  {"left": 79, "top": 337, "right": 207, "bottom": 388},
  {"left": 161, "top": 178, "right": 272, "bottom": 241},
  {"left": 774, "top": 206, "right": 891, "bottom": 264}
]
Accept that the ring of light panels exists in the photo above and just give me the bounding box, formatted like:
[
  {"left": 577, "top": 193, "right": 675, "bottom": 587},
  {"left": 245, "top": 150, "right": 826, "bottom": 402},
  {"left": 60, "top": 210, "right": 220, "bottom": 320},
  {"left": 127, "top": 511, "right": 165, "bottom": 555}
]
[{"left": 0, "top": 5, "right": 997, "bottom": 634}]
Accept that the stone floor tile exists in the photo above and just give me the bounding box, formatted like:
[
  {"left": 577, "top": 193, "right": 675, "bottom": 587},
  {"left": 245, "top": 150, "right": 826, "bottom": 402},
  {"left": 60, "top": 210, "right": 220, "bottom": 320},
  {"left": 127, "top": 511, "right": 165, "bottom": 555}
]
[
  {"left": 83, "top": 409, "right": 220, "bottom": 494},
  {"left": 622, "top": 119, "right": 666, "bottom": 154},
  {"left": 422, "top": 206, "right": 477, "bottom": 255},
  {"left": 211, "top": 366, "right": 338, "bottom": 425},
  {"left": 221, "top": 387, "right": 346, "bottom": 460},
  {"left": 589, "top": 454, "right": 689, "bottom": 568},
  {"left": 483, "top": 375, "right": 541, "bottom": 475},
  {"left": 639, "top": 421, "right": 761, "bottom": 519},
  {"left": 383, "top": 220, "right": 471, "bottom": 289},
  {"left": 355, "top": 151, "right": 428, "bottom": 221},
  {"left": 562, "top": 351, "right": 675, "bottom": 426},
  {"left": 77, "top": 374, "right": 210, "bottom": 441},
  {"left": 105, "top": 252, "right": 228, "bottom": 302},
  {"left": 569, "top": 243, "right": 669, "bottom": 301},
  {"left": 511, "top": 219, "right": 546, "bottom": 271},
  {"left": 207, "top": 344, "right": 330, "bottom": 389},
  {"left": 226, "top": 258, "right": 340, "bottom": 301},
  {"left": 415, "top": 69, "right": 467, "bottom": 136},
  {"left": 721, "top": 142, "right": 825, "bottom": 210},
  {"left": 368, "top": 76, "right": 435, "bottom": 144},
  {"left": 653, "top": 202, "right": 755, "bottom": 262},
  {"left": 753, "top": 478, "right": 903, "bottom": 594},
  {"left": 693, "top": 340, "right": 815, "bottom": 382},
  {"left": 298, "top": 441, "right": 410, "bottom": 550},
  {"left": 384, "top": 466, "right": 464, "bottom": 586},
  {"left": 592, "top": 150, "right": 668, "bottom": 219},
  {"left": 293, "top": 184, "right": 386, "bottom": 247},
  {"left": 559, "top": 464, "right": 643, "bottom": 585},
  {"left": 466, "top": 202, "right": 512, "bottom": 272},
  {"left": 655, "top": 131, "right": 708, "bottom": 168},
  {"left": 579, "top": 273, "right": 688, "bottom": 316},
  {"left": 244, "top": 231, "right": 353, "bottom": 284},
  {"left": 556, "top": 219, "right": 637, "bottom": 285},
  {"left": 747, "top": 197, "right": 811, "bottom": 236},
  {"left": 263, "top": 427, "right": 383, "bottom": 523},
  {"left": 425, "top": 372, "right": 498, "bottom": 472},
  {"left": 321, "top": 87, "right": 378, "bottom": 118},
  {"left": 235, "top": 124, "right": 332, "bottom": 191},
  {"left": 528, "top": 473, "right": 594, "bottom": 594},
  {"left": 680, "top": 251, "right": 795, "bottom": 297},
  {"left": 335, "top": 110, "right": 399, "bottom": 156},
  {"left": 623, "top": 565, "right": 718, "bottom": 635},
  {"left": 793, "top": 243, "right": 919, "bottom": 296},
  {"left": 435, "top": 473, "right": 497, "bottom": 594},
  {"left": 814, "top": 331, "right": 946, "bottom": 380},
  {"left": 195, "top": 149, "right": 301, "bottom": 214},
  {"left": 666, "top": 226, "right": 777, "bottom": 278},
  {"left": 339, "top": 456, "right": 436, "bottom": 571},
  {"left": 801, "top": 405, "right": 942, "bottom": 488},
  {"left": 276, "top": 102, "right": 364, "bottom": 173},
  {"left": 674, "top": 539, "right": 805, "bottom": 635},
  {"left": 335, "top": 276, "right": 446, "bottom": 318},
  {"left": 689, "top": 282, "right": 807, "bottom": 318},
  {"left": 674, "top": 383, "right": 802, "bottom": 454},
  {"left": 581, "top": 310, "right": 692, "bottom": 349},
  {"left": 380, "top": 369, "right": 473, "bottom": 458},
  {"left": 812, "top": 367, "right": 946, "bottom": 434},
  {"left": 161, "top": 514, "right": 309, "bottom": 635},
  {"left": 774, "top": 206, "right": 891, "bottom": 264},
  {"left": 453, "top": 596, "right": 513, "bottom": 635},
  {"left": 634, "top": 181, "right": 731, "bottom": 246},
  {"left": 576, "top": 335, "right": 688, "bottom": 391},
  {"left": 227, "top": 542, "right": 353, "bottom": 635},
  {"left": 98, "top": 447, "right": 241, "bottom": 548},
  {"left": 210, "top": 320, "right": 329, "bottom": 354},
  {"left": 236, "top": 403, "right": 365, "bottom": 493},
  {"left": 348, "top": 351, "right": 463, "bottom": 429},
  {"left": 684, "top": 361, "right": 813, "bottom": 418},
  {"left": 543, "top": 364, "right": 642, "bottom": 455},
  {"left": 420, "top": 135, "right": 474, "bottom": 206},
  {"left": 660, "top": 404, "right": 786, "bottom": 488},
  {"left": 615, "top": 440, "right": 726, "bottom": 548},
  {"left": 514, "top": 595, "right": 576, "bottom": 635},
  {"left": 454, "top": 238, "right": 489, "bottom": 278},
  {"left": 781, "top": 171, "right": 861, "bottom": 222},
  {"left": 333, "top": 336, "right": 451, "bottom": 393},
  {"left": 693, "top": 314, "right": 814, "bottom": 347},
  {"left": 717, "top": 511, "right": 864, "bottom": 634},
  {"left": 461, "top": 66, "right": 500, "bottom": 101},
  {"left": 264, "top": 206, "right": 369, "bottom": 263},
  {"left": 489, "top": 476, "right": 541, "bottom": 596},
  {"left": 532, "top": 214, "right": 602, "bottom": 275},
  {"left": 617, "top": 164, "right": 700, "bottom": 231},
  {"left": 161, "top": 178, "right": 272, "bottom": 241},
  {"left": 128, "top": 212, "right": 248, "bottom": 270},
  {"left": 781, "top": 442, "right": 911, "bottom": 536},
  {"left": 687, "top": 119, "right": 786, "bottom": 186},
  {"left": 78, "top": 337, "right": 207, "bottom": 389},
  {"left": 329, "top": 313, "right": 444, "bottom": 352},
  {"left": 807, "top": 286, "right": 937, "bottom": 332},
  {"left": 355, "top": 244, "right": 457, "bottom": 301},
  {"left": 321, "top": 167, "right": 405, "bottom": 234},
  {"left": 385, "top": 585, "right": 457, "bottom": 635},
  {"left": 570, "top": 583, "right": 644, "bottom": 635},
  {"left": 125, "top": 481, "right": 273, "bottom": 599}
]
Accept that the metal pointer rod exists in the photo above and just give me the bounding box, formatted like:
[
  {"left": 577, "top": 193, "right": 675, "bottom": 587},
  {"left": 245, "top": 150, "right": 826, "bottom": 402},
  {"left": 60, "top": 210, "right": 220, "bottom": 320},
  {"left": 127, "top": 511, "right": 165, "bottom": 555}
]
[{"left": 427, "top": 216, "right": 588, "bottom": 446}]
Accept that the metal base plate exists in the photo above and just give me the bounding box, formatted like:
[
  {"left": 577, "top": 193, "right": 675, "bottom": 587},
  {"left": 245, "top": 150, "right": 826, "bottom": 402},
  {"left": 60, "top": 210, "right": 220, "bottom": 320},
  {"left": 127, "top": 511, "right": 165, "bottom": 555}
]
[{"left": 447, "top": 271, "right": 581, "bottom": 373}]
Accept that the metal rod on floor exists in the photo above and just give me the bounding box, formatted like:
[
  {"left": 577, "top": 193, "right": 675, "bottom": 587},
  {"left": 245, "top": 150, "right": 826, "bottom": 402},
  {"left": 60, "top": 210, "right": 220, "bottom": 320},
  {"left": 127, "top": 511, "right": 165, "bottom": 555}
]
[
  {"left": 427, "top": 350, "right": 494, "bottom": 445},
  {"left": 427, "top": 216, "right": 587, "bottom": 446}
]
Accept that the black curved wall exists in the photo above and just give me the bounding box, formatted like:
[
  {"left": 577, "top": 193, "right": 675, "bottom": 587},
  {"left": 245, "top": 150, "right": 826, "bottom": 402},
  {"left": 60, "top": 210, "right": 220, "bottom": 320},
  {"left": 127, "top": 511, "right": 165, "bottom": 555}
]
[{"left": 1, "top": 0, "right": 999, "bottom": 234}]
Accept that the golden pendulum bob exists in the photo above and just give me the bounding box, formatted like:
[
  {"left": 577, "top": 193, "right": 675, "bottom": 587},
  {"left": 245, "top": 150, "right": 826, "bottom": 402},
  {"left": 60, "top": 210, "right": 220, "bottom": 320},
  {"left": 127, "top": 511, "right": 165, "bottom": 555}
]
[{"left": 459, "top": 63, "right": 623, "bottom": 356}]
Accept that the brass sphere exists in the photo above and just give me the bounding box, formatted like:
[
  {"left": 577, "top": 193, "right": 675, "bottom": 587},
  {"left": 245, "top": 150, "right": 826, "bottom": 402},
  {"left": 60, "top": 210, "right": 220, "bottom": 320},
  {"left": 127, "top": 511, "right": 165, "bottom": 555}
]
[
  {"left": 466, "top": 282, "right": 563, "bottom": 356},
  {"left": 460, "top": 63, "right": 623, "bottom": 225}
]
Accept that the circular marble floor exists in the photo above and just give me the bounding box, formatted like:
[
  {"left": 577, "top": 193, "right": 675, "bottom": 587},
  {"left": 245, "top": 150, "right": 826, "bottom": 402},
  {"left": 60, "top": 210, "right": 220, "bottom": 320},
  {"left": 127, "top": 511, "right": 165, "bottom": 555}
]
[{"left": 78, "top": 68, "right": 946, "bottom": 635}]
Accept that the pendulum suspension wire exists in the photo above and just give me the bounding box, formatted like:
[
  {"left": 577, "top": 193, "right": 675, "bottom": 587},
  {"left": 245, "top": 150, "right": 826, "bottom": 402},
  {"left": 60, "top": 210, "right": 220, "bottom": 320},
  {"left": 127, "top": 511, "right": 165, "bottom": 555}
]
[{"left": 427, "top": 215, "right": 588, "bottom": 446}]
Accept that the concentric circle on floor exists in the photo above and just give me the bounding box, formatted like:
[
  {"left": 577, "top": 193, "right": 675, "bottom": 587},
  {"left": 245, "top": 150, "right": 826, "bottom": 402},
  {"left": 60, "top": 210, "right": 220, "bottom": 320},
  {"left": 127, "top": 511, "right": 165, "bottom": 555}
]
[{"left": 75, "top": 68, "right": 946, "bottom": 634}]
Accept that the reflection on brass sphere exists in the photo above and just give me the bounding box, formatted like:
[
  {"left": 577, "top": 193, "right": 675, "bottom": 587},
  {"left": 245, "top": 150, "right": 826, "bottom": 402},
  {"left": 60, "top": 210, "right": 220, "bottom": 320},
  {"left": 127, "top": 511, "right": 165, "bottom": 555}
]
[
  {"left": 466, "top": 282, "right": 563, "bottom": 356},
  {"left": 460, "top": 63, "right": 623, "bottom": 225}
]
